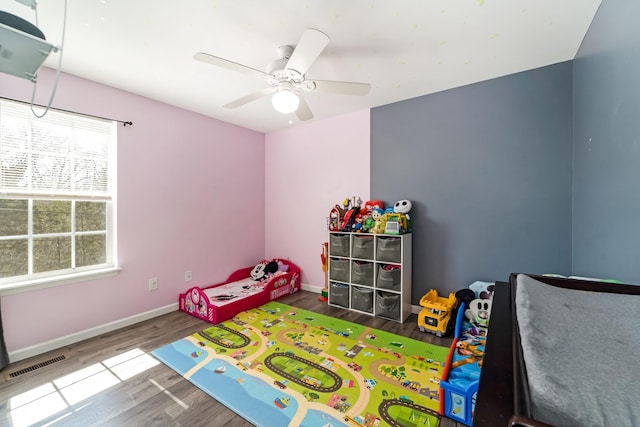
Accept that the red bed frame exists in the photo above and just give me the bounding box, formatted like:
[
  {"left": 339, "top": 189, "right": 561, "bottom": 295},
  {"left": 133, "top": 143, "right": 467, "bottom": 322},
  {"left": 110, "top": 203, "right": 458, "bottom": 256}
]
[{"left": 178, "top": 259, "right": 301, "bottom": 324}]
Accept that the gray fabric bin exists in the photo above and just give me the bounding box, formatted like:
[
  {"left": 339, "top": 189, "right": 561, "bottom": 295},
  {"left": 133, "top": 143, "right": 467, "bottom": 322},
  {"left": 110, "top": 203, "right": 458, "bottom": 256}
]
[
  {"left": 377, "top": 265, "right": 401, "bottom": 290},
  {"left": 329, "top": 234, "right": 350, "bottom": 257},
  {"left": 329, "top": 282, "right": 349, "bottom": 307},
  {"left": 329, "top": 258, "right": 349, "bottom": 282},
  {"left": 376, "top": 236, "right": 401, "bottom": 263},
  {"left": 351, "top": 261, "right": 373, "bottom": 285},
  {"left": 352, "top": 235, "right": 374, "bottom": 259},
  {"left": 376, "top": 291, "right": 400, "bottom": 320},
  {"left": 351, "top": 286, "right": 373, "bottom": 313}
]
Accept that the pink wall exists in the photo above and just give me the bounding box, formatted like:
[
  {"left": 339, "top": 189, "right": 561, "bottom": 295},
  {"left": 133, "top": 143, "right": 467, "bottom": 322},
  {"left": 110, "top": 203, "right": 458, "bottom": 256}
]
[
  {"left": 0, "top": 69, "right": 266, "bottom": 351},
  {"left": 264, "top": 110, "right": 371, "bottom": 288}
]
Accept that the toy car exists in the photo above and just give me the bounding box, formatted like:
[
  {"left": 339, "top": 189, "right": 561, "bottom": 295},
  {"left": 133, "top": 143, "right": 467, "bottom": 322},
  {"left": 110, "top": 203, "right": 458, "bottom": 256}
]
[{"left": 418, "top": 289, "right": 457, "bottom": 337}]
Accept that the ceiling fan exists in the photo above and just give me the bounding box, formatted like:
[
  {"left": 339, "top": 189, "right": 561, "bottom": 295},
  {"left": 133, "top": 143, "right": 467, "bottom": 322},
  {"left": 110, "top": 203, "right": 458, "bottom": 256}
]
[{"left": 194, "top": 28, "right": 371, "bottom": 121}]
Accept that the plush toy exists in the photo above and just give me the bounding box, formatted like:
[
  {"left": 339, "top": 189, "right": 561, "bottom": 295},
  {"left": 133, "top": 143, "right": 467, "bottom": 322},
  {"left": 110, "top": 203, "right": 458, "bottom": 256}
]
[
  {"left": 250, "top": 260, "right": 279, "bottom": 281},
  {"left": 362, "top": 200, "right": 385, "bottom": 215},
  {"left": 465, "top": 297, "right": 492, "bottom": 329},
  {"left": 276, "top": 259, "right": 289, "bottom": 273},
  {"left": 371, "top": 210, "right": 387, "bottom": 234},
  {"left": 370, "top": 207, "right": 384, "bottom": 221},
  {"left": 393, "top": 199, "right": 412, "bottom": 218},
  {"left": 393, "top": 199, "right": 412, "bottom": 233},
  {"left": 361, "top": 216, "right": 376, "bottom": 232},
  {"left": 469, "top": 281, "right": 495, "bottom": 300},
  {"left": 352, "top": 215, "right": 364, "bottom": 232},
  {"left": 367, "top": 207, "right": 383, "bottom": 233},
  {"left": 455, "top": 287, "right": 492, "bottom": 330}
]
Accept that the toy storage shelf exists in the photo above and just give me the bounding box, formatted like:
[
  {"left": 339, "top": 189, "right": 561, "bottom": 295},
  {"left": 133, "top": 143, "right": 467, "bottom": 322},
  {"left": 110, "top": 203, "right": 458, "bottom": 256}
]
[{"left": 327, "top": 232, "right": 412, "bottom": 322}]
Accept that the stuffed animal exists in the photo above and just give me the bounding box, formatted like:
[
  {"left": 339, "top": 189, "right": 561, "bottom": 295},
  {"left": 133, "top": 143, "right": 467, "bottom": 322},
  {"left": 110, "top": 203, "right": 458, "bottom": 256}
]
[
  {"left": 362, "top": 200, "right": 384, "bottom": 215},
  {"left": 464, "top": 297, "right": 492, "bottom": 329},
  {"left": 394, "top": 199, "right": 412, "bottom": 217},
  {"left": 469, "top": 281, "right": 495, "bottom": 300},
  {"left": 276, "top": 260, "right": 289, "bottom": 272},
  {"left": 455, "top": 287, "right": 492, "bottom": 330},
  {"left": 381, "top": 199, "right": 411, "bottom": 233},
  {"left": 250, "top": 260, "right": 279, "bottom": 281},
  {"left": 371, "top": 209, "right": 387, "bottom": 234}
]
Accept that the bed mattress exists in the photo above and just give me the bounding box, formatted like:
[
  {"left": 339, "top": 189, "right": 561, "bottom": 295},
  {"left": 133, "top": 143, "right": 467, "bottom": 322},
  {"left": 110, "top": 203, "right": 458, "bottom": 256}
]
[
  {"left": 203, "top": 277, "right": 266, "bottom": 307},
  {"left": 515, "top": 274, "right": 640, "bottom": 427}
]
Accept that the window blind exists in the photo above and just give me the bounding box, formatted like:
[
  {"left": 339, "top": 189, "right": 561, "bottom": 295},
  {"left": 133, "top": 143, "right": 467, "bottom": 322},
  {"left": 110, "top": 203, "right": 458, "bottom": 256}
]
[{"left": 0, "top": 100, "right": 115, "bottom": 199}]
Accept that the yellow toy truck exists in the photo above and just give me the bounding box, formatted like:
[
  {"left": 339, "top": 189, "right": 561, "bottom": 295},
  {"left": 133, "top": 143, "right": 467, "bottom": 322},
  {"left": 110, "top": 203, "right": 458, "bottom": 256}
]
[{"left": 418, "top": 289, "right": 457, "bottom": 337}]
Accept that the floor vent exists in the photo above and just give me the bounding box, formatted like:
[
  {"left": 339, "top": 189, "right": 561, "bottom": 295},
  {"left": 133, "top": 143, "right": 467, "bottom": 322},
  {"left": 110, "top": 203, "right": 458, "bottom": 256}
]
[{"left": 6, "top": 354, "right": 67, "bottom": 380}]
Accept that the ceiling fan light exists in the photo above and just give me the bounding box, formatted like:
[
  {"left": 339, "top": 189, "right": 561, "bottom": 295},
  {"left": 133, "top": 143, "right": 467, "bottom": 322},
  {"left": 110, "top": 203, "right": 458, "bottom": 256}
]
[{"left": 272, "top": 89, "right": 299, "bottom": 114}]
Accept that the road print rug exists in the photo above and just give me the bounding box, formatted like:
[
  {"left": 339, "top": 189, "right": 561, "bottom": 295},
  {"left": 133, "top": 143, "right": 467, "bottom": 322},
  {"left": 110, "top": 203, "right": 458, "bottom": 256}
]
[{"left": 152, "top": 301, "right": 448, "bottom": 427}]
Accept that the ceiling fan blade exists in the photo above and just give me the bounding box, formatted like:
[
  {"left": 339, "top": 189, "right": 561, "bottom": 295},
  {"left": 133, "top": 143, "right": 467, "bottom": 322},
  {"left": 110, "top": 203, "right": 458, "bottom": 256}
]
[
  {"left": 295, "top": 95, "right": 313, "bottom": 121},
  {"left": 224, "top": 87, "right": 276, "bottom": 109},
  {"left": 285, "top": 28, "right": 330, "bottom": 75},
  {"left": 194, "top": 52, "right": 267, "bottom": 80},
  {"left": 311, "top": 80, "right": 371, "bottom": 96}
]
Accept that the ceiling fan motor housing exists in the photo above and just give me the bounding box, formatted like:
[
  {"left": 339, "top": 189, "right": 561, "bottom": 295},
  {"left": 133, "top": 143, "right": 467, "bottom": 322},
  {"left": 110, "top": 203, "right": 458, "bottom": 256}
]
[{"left": 266, "top": 45, "right": 304, "bottom": 84}]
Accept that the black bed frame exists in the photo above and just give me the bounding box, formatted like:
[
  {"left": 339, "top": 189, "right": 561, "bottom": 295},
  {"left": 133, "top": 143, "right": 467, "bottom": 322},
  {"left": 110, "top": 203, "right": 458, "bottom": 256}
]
[{"left": 472, "top": 274, "right": 640, "bottom": 427}]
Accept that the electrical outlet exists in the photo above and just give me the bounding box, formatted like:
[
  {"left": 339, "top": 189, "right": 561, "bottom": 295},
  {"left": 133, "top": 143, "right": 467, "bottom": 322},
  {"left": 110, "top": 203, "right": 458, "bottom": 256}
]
[
  {"left": 185, "top": 270, "right": 192, "bottom": 282},
  {"left": 149, "top": 277, "right": 158, "bottom": 291}
]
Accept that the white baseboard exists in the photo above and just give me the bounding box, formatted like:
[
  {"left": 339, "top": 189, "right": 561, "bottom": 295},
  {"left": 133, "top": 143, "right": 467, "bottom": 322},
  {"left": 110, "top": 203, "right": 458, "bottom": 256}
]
[
  {"left": 301, "top": 283, "right": 322, "bottom": 293},
  {"left": 9, "top": 303, "right": 179, "bottom": 363}
]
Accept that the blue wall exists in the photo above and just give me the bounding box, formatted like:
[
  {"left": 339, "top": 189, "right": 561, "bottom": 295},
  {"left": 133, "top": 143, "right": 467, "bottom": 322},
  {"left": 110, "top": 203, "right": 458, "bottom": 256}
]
[
  {"left": 572, "top": 0, "right": 640, "bottom": 283},
  {"left": 372, "top": 62, "right": 574, "bottom": 300}
]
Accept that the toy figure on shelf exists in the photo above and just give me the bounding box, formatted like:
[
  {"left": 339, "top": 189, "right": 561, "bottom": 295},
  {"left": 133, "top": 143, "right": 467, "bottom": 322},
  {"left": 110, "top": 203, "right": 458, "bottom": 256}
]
[
  {"left": 352, "top": 200, "right": 384, "bottom": 233},
  {"left": 394, "top": 199, "right": 412, "bottom": 219},
  {"left": 362, "top": 200, "right": 385, "bottom": 215},
  {"left": 328, "top": 205, "right": 345, "bottom": 231},
  {"left": 361, "top": 216, "right": 375, "bottom": 232},
  {"left": 352, "top": 216, "right": 364, "bottom": 232},
  {"left": 382, "top": 200, "right": 412, "bottom": 234},
  {"left": 371, "top": 208, "right": 387, "bottom": 234},
  {"left": 340, "top": 196, "right": 361, "bottom": 231}
]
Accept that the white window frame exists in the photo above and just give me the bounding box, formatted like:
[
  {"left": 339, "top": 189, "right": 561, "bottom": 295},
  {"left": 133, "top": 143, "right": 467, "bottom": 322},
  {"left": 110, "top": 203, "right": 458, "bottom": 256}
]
[{"left": 0, "top": 100, "right": 119, "bottom": 295}]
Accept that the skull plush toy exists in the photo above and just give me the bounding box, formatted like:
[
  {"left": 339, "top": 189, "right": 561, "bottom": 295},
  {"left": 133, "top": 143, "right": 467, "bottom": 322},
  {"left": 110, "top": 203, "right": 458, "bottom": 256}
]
[{"left": 393, "top": 199, "right": 412, "bottom": 218}]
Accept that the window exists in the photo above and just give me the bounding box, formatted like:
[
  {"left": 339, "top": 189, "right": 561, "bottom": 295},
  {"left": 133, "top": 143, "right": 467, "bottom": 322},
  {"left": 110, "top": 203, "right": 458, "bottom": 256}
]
[{"left": 0, "top": 100, "right": 117, "bottom": 290}]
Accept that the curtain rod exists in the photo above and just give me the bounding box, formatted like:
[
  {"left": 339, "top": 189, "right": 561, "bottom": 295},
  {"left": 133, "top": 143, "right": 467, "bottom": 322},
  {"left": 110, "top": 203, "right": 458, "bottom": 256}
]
[{"left": 0, "top": 96, "right": 133, "bottom": 127}]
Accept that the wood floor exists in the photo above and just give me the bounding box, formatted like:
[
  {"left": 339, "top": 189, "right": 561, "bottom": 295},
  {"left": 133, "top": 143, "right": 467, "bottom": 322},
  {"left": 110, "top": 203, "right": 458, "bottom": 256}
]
[{"left": 0, "top": 291, "right": 464, "bottom": 427}]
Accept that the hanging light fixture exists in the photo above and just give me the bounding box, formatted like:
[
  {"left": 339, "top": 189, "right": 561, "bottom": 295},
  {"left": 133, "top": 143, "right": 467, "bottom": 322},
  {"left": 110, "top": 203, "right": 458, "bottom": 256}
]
[
  {"left": 0, "top": 1, "right": 59, "bottom": 82},
  {"left": 271, "top": 82, "right": 299, "bottom": 114},
  {"left": 0, "top": 0, "right": 68, "bottom": 118}
]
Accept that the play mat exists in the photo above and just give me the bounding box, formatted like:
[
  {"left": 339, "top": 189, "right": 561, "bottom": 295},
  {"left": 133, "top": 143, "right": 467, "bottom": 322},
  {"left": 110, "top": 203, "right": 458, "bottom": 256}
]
[{"left": 153, "top": 301, "right": 449, "bottom": 427}]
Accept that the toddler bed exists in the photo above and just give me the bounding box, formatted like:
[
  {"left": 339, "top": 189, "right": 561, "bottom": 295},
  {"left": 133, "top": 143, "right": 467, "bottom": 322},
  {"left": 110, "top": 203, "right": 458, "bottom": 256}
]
[
  {"left": 179, "top": 259, "right": 301, "bottom": 324},
  {"left": 440, "top": 281, "right": 493, "bottom": 426},
  {"left": 473, "top": 273, "right": 640, "bottom": 427}
]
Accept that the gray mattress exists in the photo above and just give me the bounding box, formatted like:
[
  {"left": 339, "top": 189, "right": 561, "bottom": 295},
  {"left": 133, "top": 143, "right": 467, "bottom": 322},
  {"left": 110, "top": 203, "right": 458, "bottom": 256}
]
[{"left": 515, "top": 274, "right": 640, "bottom": 427}]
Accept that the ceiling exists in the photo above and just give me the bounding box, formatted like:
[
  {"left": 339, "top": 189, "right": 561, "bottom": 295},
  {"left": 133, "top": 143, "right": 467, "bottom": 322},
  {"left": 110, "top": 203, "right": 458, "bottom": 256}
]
[{"left": 13, "top": 0, "right": 602, "bottom": 133}]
